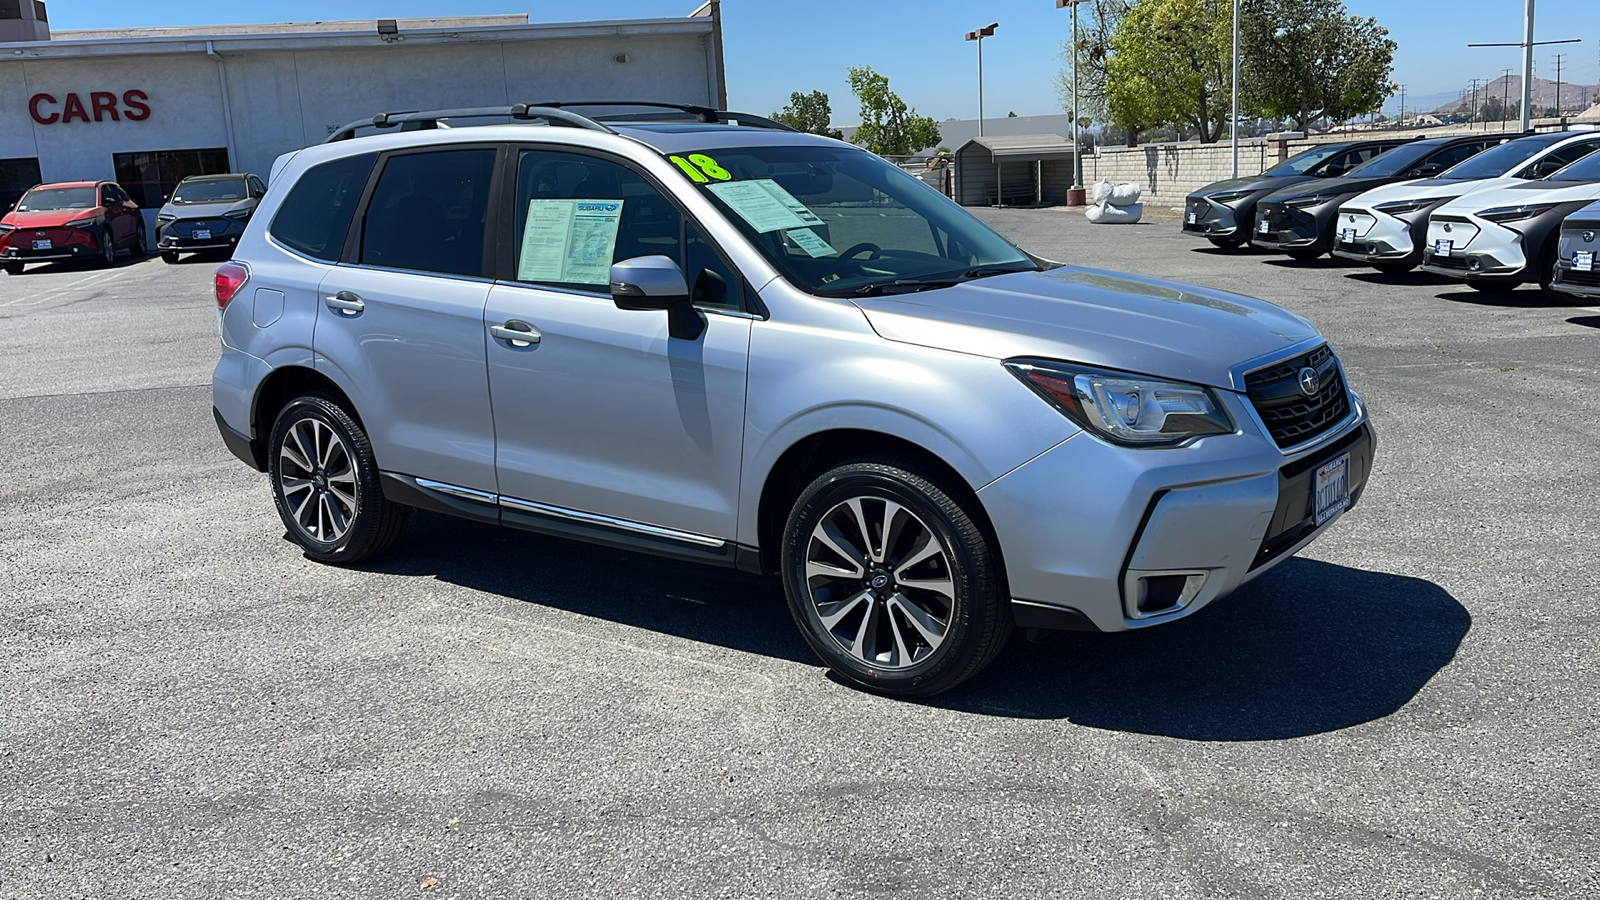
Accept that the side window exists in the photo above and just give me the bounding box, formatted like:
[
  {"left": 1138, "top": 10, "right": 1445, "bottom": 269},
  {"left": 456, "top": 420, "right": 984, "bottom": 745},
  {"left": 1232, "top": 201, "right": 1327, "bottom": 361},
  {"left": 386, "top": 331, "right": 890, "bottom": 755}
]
[
  {"left": 511, "top": 148, "right": 683, "bottom": 294},
  {"left": 99, "top": 185, "right": 113, "bottom": 206},
  {"left": 269, "top": 153, "right": 376, "bottom": 262},
  {"left": 686, "top": 223, "right": 743, "bottom": 311},
  {"left": 1323, "top": 148, "right": 1373, "bottom": 174},
  {"left": 1539, "top": 141, "right": 1600, "bottom": 173},
  {"left": 1415, "top": 143, "right": 1484, "bottom": 174},
  {"left": 359, "top": 148, "right": 497, "bottom": 278},
  {"left": 248, "top": 176, "right": 266, "bottom": 197}
]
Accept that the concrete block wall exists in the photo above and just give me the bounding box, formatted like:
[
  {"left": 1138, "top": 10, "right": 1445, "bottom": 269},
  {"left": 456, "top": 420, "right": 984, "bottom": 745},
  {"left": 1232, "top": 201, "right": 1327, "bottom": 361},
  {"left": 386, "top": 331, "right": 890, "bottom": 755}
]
[{"left": 1085, "top": 139, "right": 1305, "bottom": 208}]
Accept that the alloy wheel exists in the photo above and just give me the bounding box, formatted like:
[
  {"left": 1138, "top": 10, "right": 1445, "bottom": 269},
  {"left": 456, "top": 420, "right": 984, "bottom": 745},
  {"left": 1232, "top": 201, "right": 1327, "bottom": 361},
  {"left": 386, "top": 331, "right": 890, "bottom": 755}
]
[
  {"left": 276, "top": 417, "right": 359, "bottom": 544},
  {"left": 803, "top": 495, "right": 955, "bottom": 669}
]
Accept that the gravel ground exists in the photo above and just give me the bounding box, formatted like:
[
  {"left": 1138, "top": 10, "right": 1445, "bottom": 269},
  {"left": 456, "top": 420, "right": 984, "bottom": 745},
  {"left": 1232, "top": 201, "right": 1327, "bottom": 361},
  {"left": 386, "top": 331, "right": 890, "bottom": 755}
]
[{"left": 0, "top": 217, "right": 1596, "bottom": 899}]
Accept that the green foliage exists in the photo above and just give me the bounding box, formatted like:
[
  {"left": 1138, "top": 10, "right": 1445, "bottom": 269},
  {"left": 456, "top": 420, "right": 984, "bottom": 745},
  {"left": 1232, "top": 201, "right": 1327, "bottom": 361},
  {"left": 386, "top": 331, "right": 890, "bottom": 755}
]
[
  {"left": 1056, "top": 0, "right": 1135, "bottom": 138},
  {"left": 1108, "top": 0, "right": 1235, "bottom": 143},
  {"left": 771, "top": 90, "right": 843, "bottom": 139},
  {"left": 1241, "top": 0, "right": 1397, "bottom": 133},
  {"left": 846, "top": 66, "right": 941, "bottom": 157}
]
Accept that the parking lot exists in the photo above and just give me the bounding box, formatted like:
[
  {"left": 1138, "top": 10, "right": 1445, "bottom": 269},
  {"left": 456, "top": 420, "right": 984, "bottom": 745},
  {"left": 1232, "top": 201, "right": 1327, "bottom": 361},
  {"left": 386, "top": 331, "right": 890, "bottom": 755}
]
[{"left": 2, "top": 212, "right": 1596, "bottom": 898}]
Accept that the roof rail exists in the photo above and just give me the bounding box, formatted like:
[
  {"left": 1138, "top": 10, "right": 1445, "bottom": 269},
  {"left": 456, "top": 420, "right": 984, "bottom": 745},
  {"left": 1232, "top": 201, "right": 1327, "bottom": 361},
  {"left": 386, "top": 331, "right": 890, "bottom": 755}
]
[
  {"left": 324, "top": 104, "right": 616, "bottom": 144},
  {"left": 528, "top": 101, "right": 798, "bottom": 132}
]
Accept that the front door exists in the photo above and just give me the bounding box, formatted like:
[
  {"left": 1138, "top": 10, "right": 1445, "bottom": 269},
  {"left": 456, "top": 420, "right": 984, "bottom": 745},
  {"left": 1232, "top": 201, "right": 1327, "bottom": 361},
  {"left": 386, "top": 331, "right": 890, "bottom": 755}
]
[
  {"left": 484, "top": 147, "right": 752, "bottom": 544},
  {"left": 313, "top": 145, "right": 502, "bottom": 492}
]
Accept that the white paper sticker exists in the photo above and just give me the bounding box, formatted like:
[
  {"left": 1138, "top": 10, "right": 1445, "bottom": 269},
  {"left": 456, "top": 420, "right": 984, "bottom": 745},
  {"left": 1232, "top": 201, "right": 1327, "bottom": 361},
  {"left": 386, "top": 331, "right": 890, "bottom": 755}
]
[
  {"left": 517, "top": 199, "right": 624, "bottom": 284},
  {"left": 786, "top": 228, "right": 837, "bottom": 258},
  {"left": 708, "top": 179, "right": 823, "bottom": 233}
]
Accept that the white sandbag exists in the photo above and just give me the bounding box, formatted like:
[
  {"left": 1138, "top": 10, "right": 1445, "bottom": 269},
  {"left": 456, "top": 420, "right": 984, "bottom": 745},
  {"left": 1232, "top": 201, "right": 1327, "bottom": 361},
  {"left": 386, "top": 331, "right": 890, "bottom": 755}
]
[
  {"left": 1089, "top": 180, "right": 1116, "bottom": 205},
  {"left": 1085, "top": 201, "right": 1143, "bottom": 224},
  {"left": 1106, "top": 182, "right": 1143, "bottom": 207}
]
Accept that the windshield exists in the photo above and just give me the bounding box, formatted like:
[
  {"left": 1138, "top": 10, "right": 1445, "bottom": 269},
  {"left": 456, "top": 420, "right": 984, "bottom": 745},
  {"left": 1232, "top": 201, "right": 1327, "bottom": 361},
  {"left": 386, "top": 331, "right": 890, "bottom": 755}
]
[
  {"left": 1263, "top": 143, "right": 1353, "bottom": 177},
  {"left": 1442, "top": 135, "right": 1566, "bottom": 180},
  {"left": 670, "top": 144, "right": 1037, "bottom": 296},
  {"left": 16, "top": 187, "right": 98, "bottom": 212},
  {"left": 1346, "top": 142, "right": 1444, "bottom": 177},
  {"left": 173, "top": 178, "right": 248, "bottom": 204},
  {"left": 1546, "top": 151, "right": 1600, "bottom": 182}
]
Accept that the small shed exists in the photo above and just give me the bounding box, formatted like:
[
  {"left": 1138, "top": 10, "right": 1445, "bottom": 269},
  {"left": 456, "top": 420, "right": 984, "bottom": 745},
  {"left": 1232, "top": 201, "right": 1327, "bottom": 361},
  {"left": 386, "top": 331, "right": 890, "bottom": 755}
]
[{"left": 953, "top": 134, "right": 1077, "bottom": 207}]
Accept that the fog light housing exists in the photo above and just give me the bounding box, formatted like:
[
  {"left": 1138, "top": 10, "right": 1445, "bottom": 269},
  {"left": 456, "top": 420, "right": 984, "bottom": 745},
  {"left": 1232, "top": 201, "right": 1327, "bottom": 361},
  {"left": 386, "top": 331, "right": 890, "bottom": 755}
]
[
  {"left": 1123, "top": 570, "right": 1208, "bottom": 619},
  {"left": 1469, "top": 258, "right": 1483, "bottom": 271}
]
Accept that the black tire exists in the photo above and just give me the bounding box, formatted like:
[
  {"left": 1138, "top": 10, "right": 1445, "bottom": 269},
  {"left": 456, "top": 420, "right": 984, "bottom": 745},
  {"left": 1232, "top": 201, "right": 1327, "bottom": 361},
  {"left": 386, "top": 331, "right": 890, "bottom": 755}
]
[
  {"left": 132, "top": 223, "right": 147, "bottom": 257},
  {"left": 1286, "top": 248, "right": 1323, "bottom": 261},
  {"left": 1538, "top": 240, "right": 1564, "bottom": 301},
  {"left": 1208, "top": 234, "right": 1248, "bottom": 249},
  {"left": 268, "top": 392, "right": 409, "bottom": 564},
  {"left": 96, "top": 229, "right": 115, "bottom": 267},
  {"left": 2, "top": 261, "right": 21, "bottom": 276},
  {"left": 160, "top": 251, "right": 179, "bottom": 264},
  {"left": 781, "top": 456, "right": 1011, "bottom": 697}
]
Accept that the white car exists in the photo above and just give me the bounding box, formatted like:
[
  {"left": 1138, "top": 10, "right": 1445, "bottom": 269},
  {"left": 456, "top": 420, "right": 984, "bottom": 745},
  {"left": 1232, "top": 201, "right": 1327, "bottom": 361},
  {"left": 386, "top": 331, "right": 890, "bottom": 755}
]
[
  {"left": 1420, "top": 149, "right": 1600, "bottom": 295},
  {"left": 1333, "top": 130, "right": 1600, "bottom": 273}
]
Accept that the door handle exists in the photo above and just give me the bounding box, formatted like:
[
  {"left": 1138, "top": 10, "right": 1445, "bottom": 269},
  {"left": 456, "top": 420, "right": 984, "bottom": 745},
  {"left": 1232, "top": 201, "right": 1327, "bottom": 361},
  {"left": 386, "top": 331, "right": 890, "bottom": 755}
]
[
  {"left": 490, "top": 321, "right": 542, "bottom": 348},
  {"left": 324, "top": 291, "right": 365, "bottom": 316}
]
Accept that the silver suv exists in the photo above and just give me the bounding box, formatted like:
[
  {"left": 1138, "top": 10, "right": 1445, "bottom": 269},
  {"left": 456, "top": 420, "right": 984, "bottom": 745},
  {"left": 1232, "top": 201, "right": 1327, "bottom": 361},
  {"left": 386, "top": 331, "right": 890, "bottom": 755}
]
[{"left": 212, "top": 103, "right": 1374, "bottom": 696}]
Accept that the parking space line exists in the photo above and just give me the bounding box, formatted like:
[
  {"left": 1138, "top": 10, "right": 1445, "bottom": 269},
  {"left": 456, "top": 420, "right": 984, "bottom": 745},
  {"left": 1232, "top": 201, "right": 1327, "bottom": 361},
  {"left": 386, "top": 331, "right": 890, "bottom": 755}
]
[{"left": 0, "top": 269, "right": 124, "bottom": 308}]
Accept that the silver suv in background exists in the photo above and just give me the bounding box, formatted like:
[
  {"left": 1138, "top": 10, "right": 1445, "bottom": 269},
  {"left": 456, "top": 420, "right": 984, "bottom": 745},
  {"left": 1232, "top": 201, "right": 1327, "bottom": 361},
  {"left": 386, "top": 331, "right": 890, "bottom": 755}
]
[{"left": 212, "top": 103, "right": 1375, "bottom": 696}]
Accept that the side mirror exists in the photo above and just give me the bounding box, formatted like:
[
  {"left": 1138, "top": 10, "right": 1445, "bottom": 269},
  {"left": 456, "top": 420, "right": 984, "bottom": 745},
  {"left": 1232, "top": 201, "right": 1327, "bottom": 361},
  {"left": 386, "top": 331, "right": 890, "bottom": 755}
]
[
  {"left": 610, "top": 255, "right": 703, "bottom": 340},
  {"left": 1322, "top": 164, "right": 1349, "bottom": 177},
  {"left": 1413, "top": 163, "right": 1444, "bottom": 177},
  {"left": 252, "top": 189, "right": 265, "bottom": 199}
]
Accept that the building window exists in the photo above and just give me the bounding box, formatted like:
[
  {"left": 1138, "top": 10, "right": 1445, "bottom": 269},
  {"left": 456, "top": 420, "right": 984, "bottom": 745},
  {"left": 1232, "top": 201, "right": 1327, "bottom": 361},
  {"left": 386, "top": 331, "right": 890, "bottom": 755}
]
[
  {"left": 33, "top": 1, "right": 45, "bottom": 22},
  {"left": 0, "top": 1, "right": 22, "bottom": 21},
  {"left": 0, "top": 157, "right": 43, "bottom": 213},
  {"left": 112, "top": 148, "right": 230, "bottom": 209}
]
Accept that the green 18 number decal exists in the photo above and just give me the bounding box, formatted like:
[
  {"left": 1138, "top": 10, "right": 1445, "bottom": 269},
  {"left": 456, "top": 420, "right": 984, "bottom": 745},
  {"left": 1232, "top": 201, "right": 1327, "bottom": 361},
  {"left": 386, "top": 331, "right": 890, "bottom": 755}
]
[{"left": 669, "top": 154, "right": 731, "bottom": 182}]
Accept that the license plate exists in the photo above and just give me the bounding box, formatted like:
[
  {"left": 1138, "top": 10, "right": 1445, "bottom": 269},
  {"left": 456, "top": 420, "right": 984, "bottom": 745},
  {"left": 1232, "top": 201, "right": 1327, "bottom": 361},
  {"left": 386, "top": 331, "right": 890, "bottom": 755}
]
[
  {"left": 193, "top": 229, "right": 211, "bottom": 240},
  {"left": 1187, "top": 211, "right": 1197, "bottom": 224},
  {"left": 32, "top": 239, "right": 50, "bottom": 250},
  {"left": 1575, "top": 250, "right": 1595, "bottom": 272},
  {"left": 1314, "top": 454, "right": 1352, "bottom": 527},
  {"left": 1339, "top": 228, "right": 1356, "bottom": 244},
  {"left": 1258, "top": 219, "right": 1271, "bottom": 234},
  {"left": 1433, "top": 239, "right": 1452, "bottom": 256}
]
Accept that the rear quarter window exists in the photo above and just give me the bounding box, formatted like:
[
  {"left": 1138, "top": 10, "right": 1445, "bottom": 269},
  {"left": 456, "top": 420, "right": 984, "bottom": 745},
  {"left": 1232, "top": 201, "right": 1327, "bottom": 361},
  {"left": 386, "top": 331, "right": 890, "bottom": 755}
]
[{"left": 268, "top": 154, "right": 377, "bottom": 261}]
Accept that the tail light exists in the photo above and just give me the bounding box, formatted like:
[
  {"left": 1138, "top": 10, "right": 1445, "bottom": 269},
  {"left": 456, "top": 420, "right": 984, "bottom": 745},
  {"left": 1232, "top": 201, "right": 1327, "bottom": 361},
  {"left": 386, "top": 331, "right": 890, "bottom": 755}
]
[{"left": 214, "top": 262, "right": 249, "bottom": 309}]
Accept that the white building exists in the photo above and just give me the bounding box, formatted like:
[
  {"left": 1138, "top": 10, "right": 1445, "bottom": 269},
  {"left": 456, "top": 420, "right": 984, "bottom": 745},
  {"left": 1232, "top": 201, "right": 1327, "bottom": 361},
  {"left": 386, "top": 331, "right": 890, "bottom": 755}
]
[{"left": 0, "top": 3, "right": 727, "bottom": 227}]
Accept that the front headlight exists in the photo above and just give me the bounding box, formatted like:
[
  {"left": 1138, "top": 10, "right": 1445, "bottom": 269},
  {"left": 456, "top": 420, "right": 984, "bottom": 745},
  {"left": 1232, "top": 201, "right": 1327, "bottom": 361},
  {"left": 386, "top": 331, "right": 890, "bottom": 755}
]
[
  {"left": 1005, "top": 360, "right": 1234, "bottom": 446},
  {"left": 1374, "top": 197, "right": 1446, "bottom": 216},
  {"left": 1477, "top": 204, "right": 1557, "bottom": 224},
  {"left": 1284, "top": 195, "right": 1336, "bottom": 209},
  {"left": 224, "top": 209, "right": 252, "bottom": 221},
  {"left": 1208, "top": 190, "right": 1253, "bottom": 205},
  {"left": 63, "top": 217, "right": 99, "bottom": 229},
  {"left": 0, "top": 224, "right": 13, "bottom": 235},
  {"left": 156, "top": 213, "right": 176, "bottom": 223}
]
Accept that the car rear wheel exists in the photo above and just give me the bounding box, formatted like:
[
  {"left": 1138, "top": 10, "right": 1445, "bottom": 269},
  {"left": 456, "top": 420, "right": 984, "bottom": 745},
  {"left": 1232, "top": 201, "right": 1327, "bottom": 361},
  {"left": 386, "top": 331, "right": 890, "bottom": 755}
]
[
  {"left": 269, "top": 392, "right": 410, "bottom": 564},
  {"left": 781, "top": 456, "right": 1011, "bottom": 697}
]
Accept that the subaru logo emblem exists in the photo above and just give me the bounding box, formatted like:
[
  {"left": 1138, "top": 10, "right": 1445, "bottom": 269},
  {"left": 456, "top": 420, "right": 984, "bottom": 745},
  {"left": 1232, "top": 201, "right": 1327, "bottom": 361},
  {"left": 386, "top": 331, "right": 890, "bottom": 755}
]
[
  {"left": 1298, "top": 367, "right": 1320, "bottom": 397},
  {"left": 1585, "top": 231, "right": 1596, "bottom": 243},
  {"left": 870, "top": 574, "right": 890, "bottom": 590},
  {"left": 1442, "top": 223, "right": 1453, "bottom": 233}
]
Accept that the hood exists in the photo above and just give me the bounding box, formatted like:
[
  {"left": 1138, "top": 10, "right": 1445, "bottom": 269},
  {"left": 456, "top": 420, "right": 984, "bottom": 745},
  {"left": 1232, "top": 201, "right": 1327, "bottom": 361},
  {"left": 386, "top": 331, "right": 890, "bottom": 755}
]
[
  {"left": 1192, "top": 174, "right": 1312, "bottom": 199},
  {"left": 1, "top": 206, "right": 105, "bottom": 229},
  {"left": 162, "top": 198, "right": 254, "bottom": 218},
  {"left": 1264, "top": 176, "right": 1404, "bottom": 204},
  {"left": 1434, "top": 179, "right": 1600, "bottom": 216},
  {"left": 853, "top": 267, "right": 1318, "bottom": 391},
  {"left": 1340, "top": 178, "right": 1471, "bottom": 211},
  {"left": 1558, "top": 199, "right": 1600, "bottom": 227}
]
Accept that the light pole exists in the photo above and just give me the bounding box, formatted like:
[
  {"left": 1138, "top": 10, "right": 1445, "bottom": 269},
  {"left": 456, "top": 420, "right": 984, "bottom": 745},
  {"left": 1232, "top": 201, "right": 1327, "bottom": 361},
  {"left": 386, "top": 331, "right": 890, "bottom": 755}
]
[
  {"left": 1469, "top": 0, "right": 1578, "bottom": 132},
  {"left": 1055, "top": 1, "right": 1087, "bottom": 203},
  {"left": 964, "top": 22, "right": 998, "bottom": 137},
  {"left": 1231, "top": 0, "right": 1240, "bottom": 178}
]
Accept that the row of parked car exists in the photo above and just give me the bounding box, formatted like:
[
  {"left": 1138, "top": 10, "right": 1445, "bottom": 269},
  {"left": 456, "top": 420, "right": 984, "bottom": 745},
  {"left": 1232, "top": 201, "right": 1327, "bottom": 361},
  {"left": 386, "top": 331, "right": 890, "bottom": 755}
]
[
  {"left": 0, "top": 172, "right": 265, "bottom": 274},
  {"left": 1182, "top": 129, "right": 1600, "bottom": 301}
]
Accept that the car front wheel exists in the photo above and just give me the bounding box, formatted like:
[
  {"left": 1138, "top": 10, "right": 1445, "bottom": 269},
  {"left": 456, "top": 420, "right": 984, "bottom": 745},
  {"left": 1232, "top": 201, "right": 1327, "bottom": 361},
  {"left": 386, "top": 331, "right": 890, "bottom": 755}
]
[
  {"left": 2, "top": 261, "right": 21, "bottom": 276},
  {"left": 781, "top": 457, "right": 1011, "bottom": 697},
  {"left": 97, "top": 229, "right": 115, "bottom": 267},
  {"left": 268, "top": 392, "right": 409, "bottom": 564}
]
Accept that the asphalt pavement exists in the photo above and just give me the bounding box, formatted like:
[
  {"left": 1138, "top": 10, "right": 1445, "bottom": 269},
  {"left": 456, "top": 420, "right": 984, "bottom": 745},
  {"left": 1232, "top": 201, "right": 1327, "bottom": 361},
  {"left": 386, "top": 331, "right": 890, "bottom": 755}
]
[{"left": 0, "top": 219, "right": 1595, "bottom": 899}]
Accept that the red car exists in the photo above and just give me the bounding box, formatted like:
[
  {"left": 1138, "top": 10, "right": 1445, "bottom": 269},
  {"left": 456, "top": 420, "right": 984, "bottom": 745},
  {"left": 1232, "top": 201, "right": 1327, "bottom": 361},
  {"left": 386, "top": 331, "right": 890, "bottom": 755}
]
[{"left": 0, "top": 181, "right": 147, "bottom": 275}]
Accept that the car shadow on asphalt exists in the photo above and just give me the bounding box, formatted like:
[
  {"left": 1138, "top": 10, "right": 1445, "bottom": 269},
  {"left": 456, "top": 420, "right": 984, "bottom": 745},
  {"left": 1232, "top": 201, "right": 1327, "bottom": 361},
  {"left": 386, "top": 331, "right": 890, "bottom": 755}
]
[
  {"left": 1567, "top": 315, "right": 1600, "bottom": 329},
  {"left": 1260, "top": 256, "right": 1369, "bottom": 269},
  {"left": 1433, "top": 289, "right": 1589, "bottom": 309},
  {"left": 11, "top": 254, "right": 153, "bottom": 275},
  {"left": 935, "top": 557, "right": 1469, "bottom": 741},
  {"left": 364, "top": 511, "right": 814, "bottom": 665},
  {"left": 1343, "top": 270, "right": 1456, "bottom": 287}
]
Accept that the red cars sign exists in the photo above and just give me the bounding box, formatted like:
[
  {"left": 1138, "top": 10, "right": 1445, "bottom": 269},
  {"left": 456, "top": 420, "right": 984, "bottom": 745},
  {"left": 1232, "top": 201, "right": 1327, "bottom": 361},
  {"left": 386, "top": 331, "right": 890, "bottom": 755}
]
[{"left": 29, "top": 90, "right": 151, "bottom": 125}]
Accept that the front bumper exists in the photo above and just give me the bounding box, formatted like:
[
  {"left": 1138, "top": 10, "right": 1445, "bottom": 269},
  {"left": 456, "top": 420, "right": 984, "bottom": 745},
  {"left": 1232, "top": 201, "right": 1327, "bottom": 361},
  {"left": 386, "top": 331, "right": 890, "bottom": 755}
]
[
  {"left": 0, "top": 229, "right": 100, "bottom": 261},
  {"left": 981, "top": 393, "right": 1374, "bottom": 633},
  {"left": 1551, "top": 224, "right": 1600, "bottom": 298},
  {"left": 1253, "top": 203, "right": 1335, "bottom": 252},
  {"left": 157, "top": 218, "right": 244, "bottom": 252},
  {"left": 1330, "top": 208, "right": 1421, "bottom": 264},
  {"left": 1182, "top": 197, "right": 1243, "bottom": 239},
  {"left": 1419, "top": 215, "right": 1526, "bottom": 279}
]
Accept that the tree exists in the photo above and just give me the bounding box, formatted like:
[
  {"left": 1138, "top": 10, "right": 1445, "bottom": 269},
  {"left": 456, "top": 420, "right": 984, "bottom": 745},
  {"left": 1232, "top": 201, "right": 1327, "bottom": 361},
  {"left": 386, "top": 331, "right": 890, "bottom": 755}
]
[
  {"left": 1106, "top": 0, "right": 1236, "bottom": 143},
  {"left": 771, "top": 90, "right": 843, "bottom": 139},
  {"left": 1055, "top": 0, "right": 1137, "bottom": 138},
  {"left": 846, "top": 66, "right": 941, "bottom": 157},
  {"left": 1241, "top": 0, "right": 1396, "bottom": 134}
]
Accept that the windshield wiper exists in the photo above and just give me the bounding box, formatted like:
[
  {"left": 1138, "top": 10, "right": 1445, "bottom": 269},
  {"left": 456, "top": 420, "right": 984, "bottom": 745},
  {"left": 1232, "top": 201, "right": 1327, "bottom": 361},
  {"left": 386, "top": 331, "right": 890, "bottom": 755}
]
[{"left": 845, "top": 264, "right": 1037, "bottom": 297}]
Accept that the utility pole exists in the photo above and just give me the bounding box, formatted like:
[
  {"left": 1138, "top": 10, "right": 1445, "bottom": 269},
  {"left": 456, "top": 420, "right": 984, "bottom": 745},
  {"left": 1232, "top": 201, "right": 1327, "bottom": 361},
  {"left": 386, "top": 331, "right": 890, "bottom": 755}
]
[
  {"left": 1503, "top": 69, "right": 1513, "bottom": 125},
  {"left": 1469, "top": 78, "right": 1482, "bottom": 125},
  {"left": 1469, "top": 1, "right": 1579, "bottom": 132},
  {"left": 1553, "top": 53, "right": 1564, "bottom": 113},
  {"left": 1398, "top": 85, "right": 1406, "bottom": 127}
]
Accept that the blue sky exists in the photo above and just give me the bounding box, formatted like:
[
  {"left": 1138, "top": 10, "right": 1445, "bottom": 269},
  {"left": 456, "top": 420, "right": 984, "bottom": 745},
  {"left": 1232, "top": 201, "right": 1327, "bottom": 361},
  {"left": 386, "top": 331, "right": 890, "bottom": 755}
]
[{"left": 48, "top": 1, "right": 1600, "bottom": 122}]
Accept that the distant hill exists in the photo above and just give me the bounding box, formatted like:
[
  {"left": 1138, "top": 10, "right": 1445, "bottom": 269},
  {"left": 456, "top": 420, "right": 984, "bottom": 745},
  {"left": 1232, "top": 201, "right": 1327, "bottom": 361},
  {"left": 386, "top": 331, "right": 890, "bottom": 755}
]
[{"left": 1431, "top": 74, "right": 1600, "bottom": 116}]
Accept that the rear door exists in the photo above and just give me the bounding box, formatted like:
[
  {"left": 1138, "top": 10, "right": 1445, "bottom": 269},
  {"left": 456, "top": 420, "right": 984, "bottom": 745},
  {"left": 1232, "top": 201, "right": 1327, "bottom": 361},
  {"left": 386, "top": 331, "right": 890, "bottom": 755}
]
[
  {"left": 482, "top": 145, "right": 752, "bottom": 546},
  {"left": 313, "top": 144, "right": 504, "bottom": 493},
  {"left": 1408, "top": 140, "right": 1499, "bottom": 178}
]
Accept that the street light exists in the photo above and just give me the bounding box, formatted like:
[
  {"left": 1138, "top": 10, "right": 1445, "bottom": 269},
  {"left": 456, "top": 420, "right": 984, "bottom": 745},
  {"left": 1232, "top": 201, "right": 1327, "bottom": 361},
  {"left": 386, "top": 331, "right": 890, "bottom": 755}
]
[
  {"left": 964, "top": 22, "right": 998, "bottom": 137},
  {"left": 1055, "top": 1, "right": 1087, "bottom": 203},
  {"left": 1231, "top": 0, "right": 1240, "bottom": 178}
]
